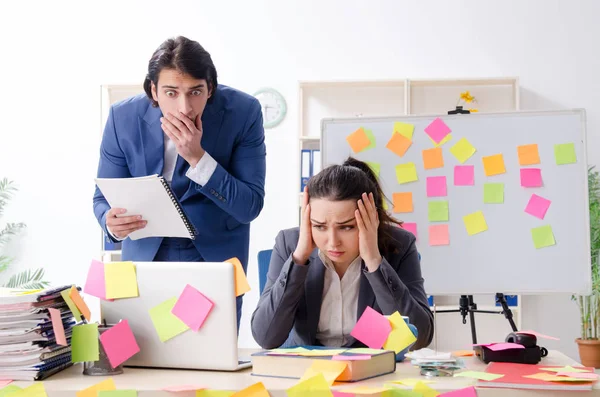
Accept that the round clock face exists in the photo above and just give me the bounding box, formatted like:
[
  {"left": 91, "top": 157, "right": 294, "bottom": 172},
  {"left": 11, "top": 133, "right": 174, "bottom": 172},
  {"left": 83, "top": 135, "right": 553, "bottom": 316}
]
[{"left": 253, "top": 88, "right": 287, "bottom": 129}]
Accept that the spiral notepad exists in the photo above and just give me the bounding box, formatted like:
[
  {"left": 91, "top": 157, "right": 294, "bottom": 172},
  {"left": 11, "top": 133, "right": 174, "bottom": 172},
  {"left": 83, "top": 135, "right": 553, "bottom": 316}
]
[{"left": 95, "top": 174, "right": 197, "bottom": 240}]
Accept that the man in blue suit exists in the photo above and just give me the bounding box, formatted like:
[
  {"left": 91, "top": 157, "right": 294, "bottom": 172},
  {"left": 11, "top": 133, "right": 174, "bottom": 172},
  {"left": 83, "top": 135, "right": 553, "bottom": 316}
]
[{"left": 93, "top": 36, "right": 266, "bottom": 327}]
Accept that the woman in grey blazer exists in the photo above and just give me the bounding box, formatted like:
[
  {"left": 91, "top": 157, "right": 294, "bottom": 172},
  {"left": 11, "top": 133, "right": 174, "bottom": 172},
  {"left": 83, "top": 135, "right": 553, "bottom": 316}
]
[{"left": 251, "top": 157, "right": 434, "bottom": 351}]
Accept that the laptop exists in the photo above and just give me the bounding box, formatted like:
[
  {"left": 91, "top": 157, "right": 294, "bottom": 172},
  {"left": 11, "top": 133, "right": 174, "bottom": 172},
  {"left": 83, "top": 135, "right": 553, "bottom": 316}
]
[{"left": 100, "top": 261, "right": 251, "bottom": 371}]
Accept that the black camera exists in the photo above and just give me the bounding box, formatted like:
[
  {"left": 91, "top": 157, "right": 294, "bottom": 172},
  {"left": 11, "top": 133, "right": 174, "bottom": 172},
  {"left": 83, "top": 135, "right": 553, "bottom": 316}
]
[{"left": 474, "top": 332, "right": 548, "bottom": 364}]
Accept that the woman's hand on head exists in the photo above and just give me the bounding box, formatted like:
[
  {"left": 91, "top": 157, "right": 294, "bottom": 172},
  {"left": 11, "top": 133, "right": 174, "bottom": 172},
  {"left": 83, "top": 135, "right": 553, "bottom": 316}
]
[
  {"left": 293, "top": 187, "right": 316, "bottom": 265},
  {"left": 356, "top": 192, "right": 383, "bottom": 272}
]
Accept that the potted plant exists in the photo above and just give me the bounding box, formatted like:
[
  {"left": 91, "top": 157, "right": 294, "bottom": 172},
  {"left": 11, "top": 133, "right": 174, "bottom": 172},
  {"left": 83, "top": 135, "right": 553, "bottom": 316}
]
[
  {"left": 575, "top": 166, "right": 600, "bottom": 367},
  {"left": 0, "top": 178, "right": 49, "bottom": 289}
]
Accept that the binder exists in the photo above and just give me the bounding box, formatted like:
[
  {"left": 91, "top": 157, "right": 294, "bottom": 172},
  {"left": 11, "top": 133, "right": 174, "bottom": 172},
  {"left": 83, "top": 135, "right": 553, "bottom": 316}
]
[
  {"left": 300, "top": 150, "right": 311, "bottom": 192},
  {"left": 311, "top": 150, "right": 321, "bottom": 176},
  {"left": 95, "top": 175, "right": 197, "bottom": 240}
]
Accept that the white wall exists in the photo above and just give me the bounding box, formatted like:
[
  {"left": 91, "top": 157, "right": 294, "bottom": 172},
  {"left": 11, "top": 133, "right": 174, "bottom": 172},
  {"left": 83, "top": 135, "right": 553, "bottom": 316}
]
[{"left": 0, "top": 0, "right": 598, "bottom": 360}]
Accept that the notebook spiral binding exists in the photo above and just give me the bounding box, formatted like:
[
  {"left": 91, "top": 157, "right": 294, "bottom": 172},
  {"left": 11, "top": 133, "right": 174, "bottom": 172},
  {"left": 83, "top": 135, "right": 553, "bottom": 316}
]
[{"left": 158, "top": 176, "right": 198, "bottom": 239}]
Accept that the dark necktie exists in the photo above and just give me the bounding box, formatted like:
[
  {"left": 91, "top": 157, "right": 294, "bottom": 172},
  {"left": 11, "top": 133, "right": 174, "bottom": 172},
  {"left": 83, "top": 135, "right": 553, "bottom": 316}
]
[{"left": 170, "top": 155, "right": 189, "bottom": 200}]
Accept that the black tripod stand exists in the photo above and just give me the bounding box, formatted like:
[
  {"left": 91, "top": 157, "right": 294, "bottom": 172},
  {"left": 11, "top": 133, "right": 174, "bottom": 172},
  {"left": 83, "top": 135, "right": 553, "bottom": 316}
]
[{"left": 434, "top": 293, "right": 518, "bottom": 344}]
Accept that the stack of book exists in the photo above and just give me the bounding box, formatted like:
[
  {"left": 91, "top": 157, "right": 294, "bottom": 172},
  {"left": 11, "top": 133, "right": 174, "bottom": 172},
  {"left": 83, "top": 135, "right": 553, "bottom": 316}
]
[{"left": 0, "top": 286, "right": 80, "bottom": 380}]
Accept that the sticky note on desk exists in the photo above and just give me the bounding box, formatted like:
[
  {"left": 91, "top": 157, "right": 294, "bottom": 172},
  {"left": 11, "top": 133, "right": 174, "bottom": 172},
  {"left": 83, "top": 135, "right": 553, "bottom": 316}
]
[
  {"left": 383, "top": 311, "right": 417, "bottom": 353},
  {"left": 230, "top": 382, "right": 270, "bottom": 397},
  {"left": 105, "top": 261, "right": 138, "bottom": 299},
  {"left": 98, "top": 391, "right": 137, "bottom": 397},
  {"left": 10, "top": 383, "right": 45, "bottom": 397},
  {"left": 99, "top": 319, "right": 140, "bottom": 368},
  {"left": 386, "top": 132, "right": 412, "bottom": 157},
  {"left": 149, "top": 297, "right": 189, "bottom": 342},
  {"left": 392, "top": 192, "right": 413, "bottom": 213},
  {"left": 161, "top": 385, "right": 206, "bottom": 392},
  {"left": 422, "top": 147, "right": 444, "bottom": 170},
  {"left": 48, "top": 308, "right": 67, "bottom": 346},
  {"left": 517, "top": 144, "right": 540, "bottom": 165},
  {"left": 0, "top": 386, "right": 21, "bottom": 397},
  {"left": 226, "top": 257, "right": 251, "bottom": 296},
  {"left": 463, "top": 211, "right": 488, "bottom": 236},
  {"left": 436, "top": 386, "right": 477, "bottom": 397},
  {"left": 525, "top": 194, "right": 551, "bottom": 219},
  {"left": 450, "top": 138, "right": 476, "bottom": 164},
  {"left": 424, "top": 117, "right": 451, "bottom": 144},
  {"left": 76, "top": 378, "right": 116, "bottom": 397},
  {"left": 395, "top": 162, "right": 418, "bottom": 184},
  {"left": 426, "top": 176, "right": 447, "bottom": 197},
  {"left": 84, "top": 259, "right": 110, "bottom": 300},
  {"left": 454, "top": 371, "right": 504, "bottom": 381},
  {"left": 413, "top": 381, "right": 441, "bottom": 397},
  {"left": 172, "top": 284, "right": 214, "bottom": 331},
  {"left": 300, "top": 360, "right": 348, "bottom": 385},
  {"left": 71, "top": 323, "right": 99, "bottom": 363},
  {"left": 350, "top": 306, "right": 392, "bottom": 349},
  {"left": 482, "top": 154, "right": 506, "bottom": 176},
  {"left": 196, "top": 391, "right": 235, "bottom": 397},
  {"left": 346, "top": 127, "right": 371, "bottom": 153},
  {"left": 554, "top": 142, "right": 577, "bottom": 165},
  {"left": 394, "top": 122, "right": 415, "bottom": 140},
  {"left": 428, "top": 201, "right": 449, "bottom": 222},
  {"left": 286, "top": 374, "right": 333, "bottom": 397},
  {"left": 520, "top": 168, "right": 543, "bottom": 187},
  {"left": 540, "top": 365, "right": 591, "bottom": 373},
  {"left": 531, "top": 225, "right": 556, "bottom": 249},
  {"left": 69, "top": 286, "right": 91, "bottom": 321}
]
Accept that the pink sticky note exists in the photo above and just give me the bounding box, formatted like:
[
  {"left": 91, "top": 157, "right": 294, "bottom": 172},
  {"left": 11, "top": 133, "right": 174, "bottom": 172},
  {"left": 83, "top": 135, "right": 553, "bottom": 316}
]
[
  {"left": 438, "top": 386, "right": 477, "bottom": 397},
  {"left": 161, "top": 385, "right": 207, "bottom": 392},
  {"left": 171, "top": 284, "right": 214, "bottom": 332},
  {"left": 525, "top": 194, "right": 551, "bottom": 220},
  {"left": 556, "top": 372, "right": 599, "bottom": 379},
  {"left": 0, "top": 380, "right": 12, "bottom": 388},
  {"left": 426, "top": 176, "right": 447, "bottom": 197},
  {"left": 520, "top": 168, "right": 543, "bottom": 187},
  {"left": 424, "top": 117, "right": 451, "bottom": 144},
  {"left": 350, "top": 306, "right": 392, "bottom": 349},
  {"left": 429, "top": 224, "right": 449, "bottom": 246},
  {"left": 99, "top": 319, "right": 140, "bottom": 368},
  {"left": 84, "top": 259, "right": 112, "bottom": 301},
  {"left": 331, "top": 354, "right": 371, "bottom": 361},
  {"left": 48, "top": 308, "right": 67, "bottom": 346},
  {"left": 333, "top": 392, "right": 355, "bottom": 397},
  {"left": 401, "top": 222, "right": 417, "bottom": 240},
  {"left": 516, "top": 330, "right": 560, "bottom": 340},
  {"left": 454, "top": 165, "right": 474, "bottom": 186},
  {"left": 487, "top": 343, "right": 525, "bottom": 351}
]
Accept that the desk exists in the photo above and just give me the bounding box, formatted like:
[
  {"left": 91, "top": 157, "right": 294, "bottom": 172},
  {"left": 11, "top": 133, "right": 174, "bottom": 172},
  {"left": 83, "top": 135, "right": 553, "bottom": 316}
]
[{"left": 12, "top": 350, "right": 600, "bottom": 396}]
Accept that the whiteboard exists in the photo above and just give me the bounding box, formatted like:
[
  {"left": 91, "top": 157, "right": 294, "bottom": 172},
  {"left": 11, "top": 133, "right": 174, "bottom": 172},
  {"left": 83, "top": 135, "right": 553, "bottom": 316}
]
[{"left": 321, "top": 110, "right": 591, "bottom": 295}]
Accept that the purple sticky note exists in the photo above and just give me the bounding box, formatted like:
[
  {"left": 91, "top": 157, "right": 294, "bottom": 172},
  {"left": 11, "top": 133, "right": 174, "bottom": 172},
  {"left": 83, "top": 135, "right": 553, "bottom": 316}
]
[
  {"left": 84, "top": 259, "right": 111, "bottom": 301},
  {"left": 401, "top": 222, "right": 417, "bottom": 240},
  {"left": 520, "top": 168, "right": 543, "bottom": 187},
  {"left": 99, "top": 319, "right": 140, "bottom": 368},
  {"left": 525, "top": 194, "right": 551, "bottom": 219},
  {"left": 171, "top": 284, "right": 214, "bottom": 332},
  {"left": 424, "top": 117, "right": 451, "bottom": 144},
  {"left": 426, "top": 176, "right": 447, "bottom": 197},
  {"left": 454, "top": 165, "right": 475, "bottom": 186},
  {"left": 350, "top": 306, "right": 392, "bottom": 349}
]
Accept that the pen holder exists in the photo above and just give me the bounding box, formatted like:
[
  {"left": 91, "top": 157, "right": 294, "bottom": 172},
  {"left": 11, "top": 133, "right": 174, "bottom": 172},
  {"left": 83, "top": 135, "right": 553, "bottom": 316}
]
[{"left": 83, "top": 324, "right": 123, "bottom": 376}]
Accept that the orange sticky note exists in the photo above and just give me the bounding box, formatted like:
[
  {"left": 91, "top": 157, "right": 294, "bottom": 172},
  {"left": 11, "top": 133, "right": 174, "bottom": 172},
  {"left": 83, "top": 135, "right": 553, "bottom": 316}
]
[
  {"left": 346, "top": 128, "right": 371, "bottom": 153},
  {"left": 69, "top": 286, "right": 91, "bottom": 322},
  {"left": 386, "top": 133, "right": 412, "bottom": 157},
  {"left": 452, "top": 350, "right": 475, "bottom": 357},
  {"left": 392, "top": 192, "right": 413, "bottom": 213},
  {"left": 226, "top": 257, "right": 250, "bottom": 297},
  {"left": 76, "top": 378, "right": 116, "bottom": 397},
  {"left": 422, "top": 147, "right": 444, "bottom": 169},
  {"left": 482, "top": 154, "right": 506, "bottom": 176},
  {"left": 231, "top": 382, "right": 270, "bottom": 397},
  {"left": 517, "top": 144, "right": 540, "bottom": 166}
]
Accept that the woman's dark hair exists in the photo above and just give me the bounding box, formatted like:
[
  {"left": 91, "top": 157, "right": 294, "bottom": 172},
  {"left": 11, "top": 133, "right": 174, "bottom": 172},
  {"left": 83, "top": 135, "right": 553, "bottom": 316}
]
[
  {"left": 143, "top": 36, "right": 218, "bottom": 107},
  {"left": 307, "top": 157, "right": 403, "bottom": 253}
]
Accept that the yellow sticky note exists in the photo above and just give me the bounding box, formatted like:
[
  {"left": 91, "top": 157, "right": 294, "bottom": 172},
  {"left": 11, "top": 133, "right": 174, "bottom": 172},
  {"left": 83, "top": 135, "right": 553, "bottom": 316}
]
[
  {"left": 230, "top": 382, "right": 269, "bottom": 397},
  {"left": 413, "top": 381, "right": 440, "bottom": 397},
  {"left": 531, "top": 225, "right": 556, "bottom": 249},
  {"left": 300, "top": 360, "right": 348, "bottom": 385},
  {"left": 0, "top": 386, "right": 22, "bottom": 397},
  {"left": 61, "top": 287, "right": 82, "bottom": 321},
  {"left": 346, "top": 127, "right": 371, "bottom": 153},
  {"left": 388, "top": 379, "right": 435, "bottom": 387},
  {"left": 105, "top": 261, "right": 138, "bottom": 299},
  {"left": 454, "top": 371, "right": 504, "bottom": 381},
  {"left": 346, "top": 348, "right": 385, "bottom": 355},
  {"left": 541, "top": 366, "right": 591, "bottom": 373},
  {"left": 429, "top": 133, "right": 453, "bottom": 148},
  {"left": 76, "top": 378, "right": 116, "bottom": 397},
  {"left": 298, "top": 349, "right": 347, "bottom": 357},
  {"left": 10, "top": 383, "right": 46, "bottom": 397},
  {"left": 69, "top": 286, "right": 91, "bottom": 322},
  {"left": 225, "top": 257, "right": 251, "bottom": 296},
  {"left": 449, "top": 138, "right": 476, "bottom": 164},
  {"left": 482, "top": 154, "right": 506, "bottom": 176},
  {"left": 386, "top": 133, "right": 412, "bottom": 157},
  {"left": 395, "top": 162, "right": 418, "bottom": 184},
  {"left": 463, "top": 211, "right": 488, "bottom": 236},
  {"left": 286, "top": 374, "right": 334, "bottom": 397},
  {"left": 383, "top": 312, "right": 417, "bottom": 354},
  {"left": 422, "top": 147, "right": 444, "bottom": 170},
  {"left": 196, "top": 391, "right": 235, "bottom": 397},
  {"left": 149, "top": 297, "right": 189, "bottom": 342},
  {"left": 267, "top": 347, "right": 310, "bottom": 355},
  {"left": 394, "top": 122, "right": 415, "bottom": 140},
  {"left": 392, "top": 192, "right": 413, "bottom": 213},
  {"left": 517, "top": 144, "right": 540, "bottom": 165}
]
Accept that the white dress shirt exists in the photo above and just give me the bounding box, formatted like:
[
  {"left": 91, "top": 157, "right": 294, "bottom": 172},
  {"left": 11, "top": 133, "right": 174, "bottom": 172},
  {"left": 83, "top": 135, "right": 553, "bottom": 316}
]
[
  {"left": 107, "top": 133, "right": 217, "bottom": 241},
  {"left": 315, "top": 251, "right": 362, "bottom": 347}
]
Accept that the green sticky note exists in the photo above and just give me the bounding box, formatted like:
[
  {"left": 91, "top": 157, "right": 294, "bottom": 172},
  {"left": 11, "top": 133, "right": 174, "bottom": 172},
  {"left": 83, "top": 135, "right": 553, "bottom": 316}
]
[
  {"left": 99, "top": 391, "right": 137, "bottom": 397},
  {"left": 71, "top": 323, "right": 99, "bottom": 363},
  {"left": 149, "top": 297, "right": 190, "bottom": 342},
  {"left": 428, "top": 201, "right": 449, "bottom": 222},
  {"left": 554, "top": 142, "right": 577, "bottom": 165},
  {"left": 394, "top": 122, "right": 415, "bottom": 140},
  {"left": 395, "top": 162, "right": 418, "bottom": 184},
  {"left": 0, "top": 386, "right": 22, "bottom": 397},
  {"left": 196, "top": 391, "right": 235, "bottom": 397},
  {"left": 484, "top": 183, "right": 504, "bottom": 204},
  {"left": 366, "top": 161, "right": 381, "bottom": 177},
  {"left": 60, "top": 287, "right": 82, "bottom": 321},
  {"left": 8, "top": 383, "right": 45, "bottom": 397},
  {"left": 531, "top": 225, "right": 556, "bottom": 249},
  {"left": 364, "top": 129, "right": 376, "bottom": 151},
  {"left": 382, "top": 389, "right": 422, "bottom": 397}
]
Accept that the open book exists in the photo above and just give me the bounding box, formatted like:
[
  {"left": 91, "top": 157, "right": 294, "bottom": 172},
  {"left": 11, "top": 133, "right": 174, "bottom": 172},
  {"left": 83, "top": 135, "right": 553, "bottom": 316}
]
[{"left": 95, "top": 175, "right": 196, "bottom": 240}]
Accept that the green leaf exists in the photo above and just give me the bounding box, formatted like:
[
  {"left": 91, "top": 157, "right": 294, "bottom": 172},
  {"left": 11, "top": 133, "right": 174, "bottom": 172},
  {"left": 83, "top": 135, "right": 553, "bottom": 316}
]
[
  {"left": 0, "top": 256, "right": 11, "bottom": 273},
  {"left": 3, "top": 268, "right": 49, "bottom": 289}
]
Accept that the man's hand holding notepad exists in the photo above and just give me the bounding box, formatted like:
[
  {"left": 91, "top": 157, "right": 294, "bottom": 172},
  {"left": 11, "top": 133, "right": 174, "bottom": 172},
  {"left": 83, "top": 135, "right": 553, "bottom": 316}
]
[{"left": 95, "top": 175, "right": 196, "bottom": 240}]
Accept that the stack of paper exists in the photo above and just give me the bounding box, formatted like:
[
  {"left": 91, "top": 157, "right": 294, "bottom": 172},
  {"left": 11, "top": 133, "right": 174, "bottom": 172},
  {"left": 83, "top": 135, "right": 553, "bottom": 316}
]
[
  {"left": 406, "top": 348, "right": 465, "bottom": 376},
  {"left": 0, "top": 286, "right": 81, "bottom": 380}
]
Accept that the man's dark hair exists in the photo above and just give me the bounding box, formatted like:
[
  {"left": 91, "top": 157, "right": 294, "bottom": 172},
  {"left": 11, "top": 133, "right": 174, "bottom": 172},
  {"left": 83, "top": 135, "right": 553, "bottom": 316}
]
[{"left": 143, "top": 36, "right": 218, "bottom": 107}]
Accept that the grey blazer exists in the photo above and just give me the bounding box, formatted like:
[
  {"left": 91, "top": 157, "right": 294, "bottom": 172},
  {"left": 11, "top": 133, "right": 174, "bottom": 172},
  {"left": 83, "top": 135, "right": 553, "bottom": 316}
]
[{"left": 251, "top": 226, "right": 434, "bottom": 350}]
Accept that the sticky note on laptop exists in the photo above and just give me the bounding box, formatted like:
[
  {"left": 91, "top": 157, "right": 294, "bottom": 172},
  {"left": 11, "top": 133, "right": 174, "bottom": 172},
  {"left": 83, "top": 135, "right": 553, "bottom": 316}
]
[
  {"left": 105, "top": 262, "right": 139, "bottom": 299},
  {"left": 149, "top": 298, "right": 190, "bottom": 342},
  {"left": 225, "top": 257, "right": 250, "bottom": 297},
  {"left": 172, "top": 284, "right": 214, "bottom": 331}
]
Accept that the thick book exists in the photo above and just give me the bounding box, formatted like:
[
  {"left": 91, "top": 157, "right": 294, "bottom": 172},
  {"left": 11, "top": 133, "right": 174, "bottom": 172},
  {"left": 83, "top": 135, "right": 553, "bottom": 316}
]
[
  {"left": 95, "top": 174, "right": 196, "bottom": 240},
  {"left": 250, "top": 348, "right": 396, "bottom": 382},
  {"left": 478, "top": 362, "right": 596, "bottom": 391}
]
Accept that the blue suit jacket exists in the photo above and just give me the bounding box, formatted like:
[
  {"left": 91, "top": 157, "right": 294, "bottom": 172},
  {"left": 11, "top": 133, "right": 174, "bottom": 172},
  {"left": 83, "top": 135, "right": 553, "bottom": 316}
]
[{"left": 93, "top": 85, "right": 266, "bottom": 269}]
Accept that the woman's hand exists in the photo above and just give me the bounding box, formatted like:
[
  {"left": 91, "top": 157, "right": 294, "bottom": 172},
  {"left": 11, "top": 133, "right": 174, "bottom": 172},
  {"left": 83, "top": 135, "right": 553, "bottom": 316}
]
[
  {"left": 292, "top": 187, "right": 316, "bottom": 265},
  {"left": 356, "top": 192, "right": 382, "bottom": 272}
]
